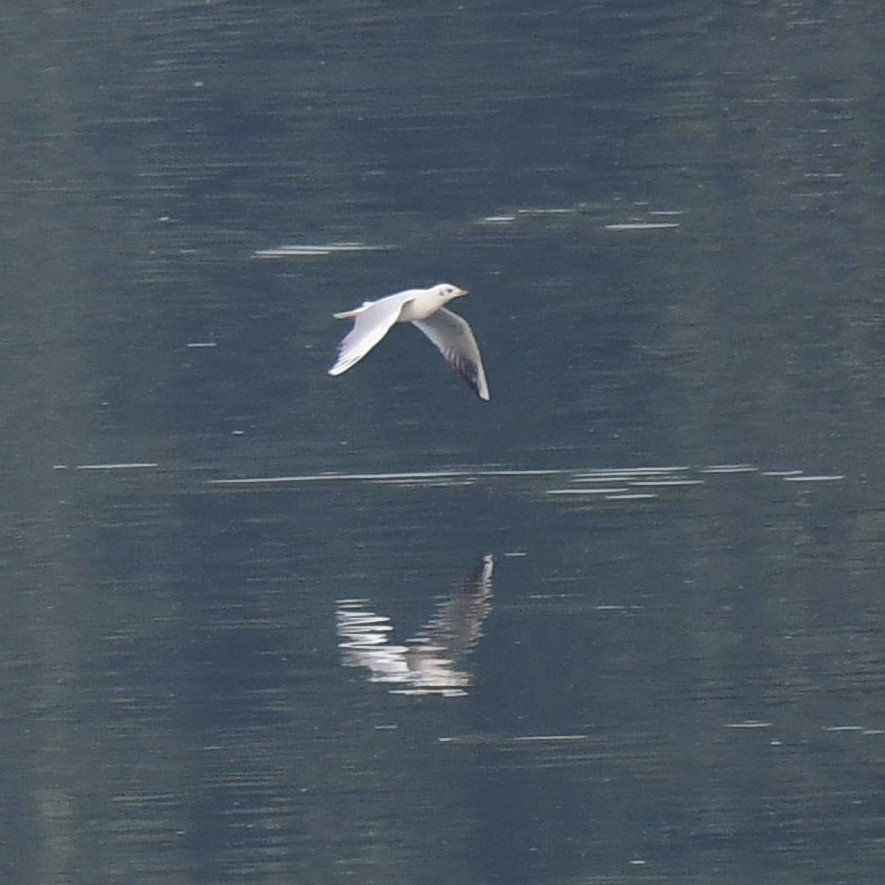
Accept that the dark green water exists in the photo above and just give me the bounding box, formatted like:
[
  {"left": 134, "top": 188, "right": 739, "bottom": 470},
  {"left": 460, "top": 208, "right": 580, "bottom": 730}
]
[{"left": 4, "top": 1, "right": 885, "bottom": 882}]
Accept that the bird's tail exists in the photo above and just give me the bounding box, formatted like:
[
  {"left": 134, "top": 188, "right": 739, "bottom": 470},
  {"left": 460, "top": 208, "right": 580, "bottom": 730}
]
[{"left": 332, "top": 300, "right": 374, "bottom": 320}]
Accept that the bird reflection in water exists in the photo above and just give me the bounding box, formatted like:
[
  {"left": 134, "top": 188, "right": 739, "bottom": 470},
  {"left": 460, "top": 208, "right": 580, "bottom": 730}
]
[{"left": 336, "top": 555, "right": 494, "bottom": 697}]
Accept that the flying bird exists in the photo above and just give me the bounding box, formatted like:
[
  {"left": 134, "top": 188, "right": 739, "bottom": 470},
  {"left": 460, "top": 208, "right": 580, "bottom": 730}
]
[{"left": 328, "top": 283, "right": 490, "bottom": 401}]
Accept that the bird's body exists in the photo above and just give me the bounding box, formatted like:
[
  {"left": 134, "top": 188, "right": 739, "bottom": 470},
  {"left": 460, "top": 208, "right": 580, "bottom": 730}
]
[{"left": 328, "top": 283, "right": 490, "bottom": 401}]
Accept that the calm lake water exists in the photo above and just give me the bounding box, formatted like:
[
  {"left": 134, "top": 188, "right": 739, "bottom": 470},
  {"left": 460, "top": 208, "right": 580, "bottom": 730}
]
[{"left": 5, "top": 1, "right": 885, "bottom": 882}]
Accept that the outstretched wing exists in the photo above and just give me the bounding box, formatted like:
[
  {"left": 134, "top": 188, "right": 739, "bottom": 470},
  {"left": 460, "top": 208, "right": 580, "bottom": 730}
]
[
  {"left": 328, "top": 294, "right": 413, "bottom": 376},
  {"left": 412, "top": 308, "right": 490, "bottom": 401}
]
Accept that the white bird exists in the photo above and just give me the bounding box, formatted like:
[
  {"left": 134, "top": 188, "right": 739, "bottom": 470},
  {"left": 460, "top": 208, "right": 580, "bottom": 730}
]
[{"left": 328, "top": 283, "right": 490, "bottom": 401}]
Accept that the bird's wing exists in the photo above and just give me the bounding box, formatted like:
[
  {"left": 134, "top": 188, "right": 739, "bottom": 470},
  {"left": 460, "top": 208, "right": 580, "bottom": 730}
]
[
  {"left": 412, "top": 308, "right": 490, "bottom": 401},
  {"left": 328, "top": 294, "right": 414, "bottom": 376}
]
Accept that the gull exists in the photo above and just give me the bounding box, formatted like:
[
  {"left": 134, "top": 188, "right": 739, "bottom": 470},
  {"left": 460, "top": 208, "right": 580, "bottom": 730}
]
[{"left": 328, "top": 283, "right": 490, "bottom": 401}]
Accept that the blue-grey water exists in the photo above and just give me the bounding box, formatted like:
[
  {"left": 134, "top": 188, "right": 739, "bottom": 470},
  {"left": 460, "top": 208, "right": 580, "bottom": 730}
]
[{"left": 4, "top": 2, "right": 885, "bottom": 883}]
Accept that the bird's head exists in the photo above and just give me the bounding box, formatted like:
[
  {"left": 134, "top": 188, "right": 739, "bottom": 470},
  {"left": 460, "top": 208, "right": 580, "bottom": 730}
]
[{"left": 432, "top": 283, "right": 469, "bottom": 304}]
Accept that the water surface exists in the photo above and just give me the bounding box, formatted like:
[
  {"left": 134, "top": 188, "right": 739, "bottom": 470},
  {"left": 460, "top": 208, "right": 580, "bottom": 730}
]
[{"left": 4, "top": 1, "right": 885, "bottom": 882}]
